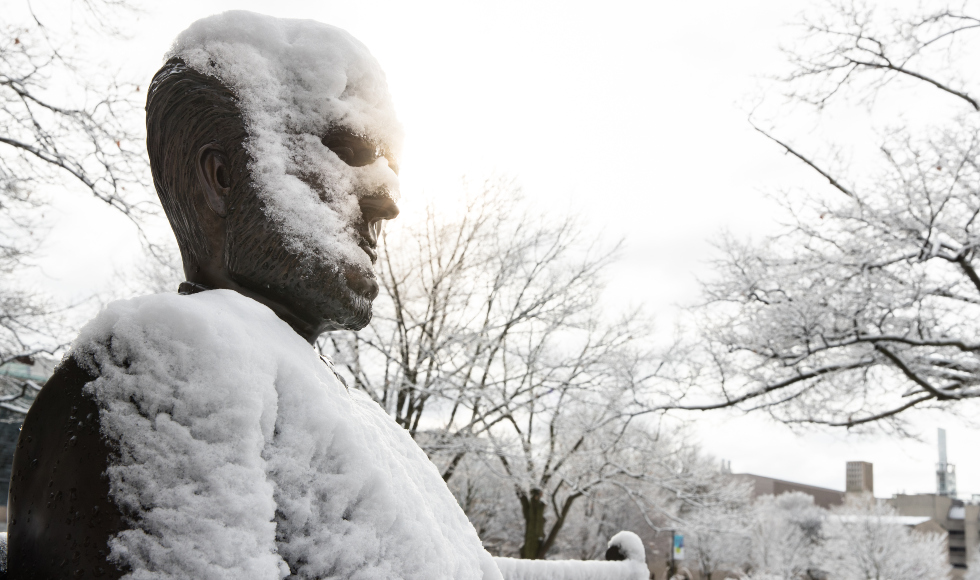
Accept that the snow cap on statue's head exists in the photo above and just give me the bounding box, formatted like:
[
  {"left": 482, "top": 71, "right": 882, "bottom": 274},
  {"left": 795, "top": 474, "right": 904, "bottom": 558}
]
[{"left": 167, "top": 10, "right": 402, "bottom": 272}]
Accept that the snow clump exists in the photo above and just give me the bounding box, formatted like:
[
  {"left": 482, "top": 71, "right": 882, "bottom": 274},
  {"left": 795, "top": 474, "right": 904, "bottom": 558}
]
[
  {"left": 493, "top": 557, "right": 647, "bottom": 580},
  {"left": 74, "top": 290, "right": 501, "bottom": 579},
  {"left": 493, "top": 531, "right": 647, "bottom": 580},
  {"left": 607, "top": 531, "right": 646, "bottom": 563},
  {"left": 168, "top": 11, "right": 402, "bottom": 274}
]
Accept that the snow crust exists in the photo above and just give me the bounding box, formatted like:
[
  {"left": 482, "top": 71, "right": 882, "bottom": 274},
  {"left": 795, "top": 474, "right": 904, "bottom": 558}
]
[
  {"left": 608, "top": 531, "right": 645, "bottom": 563},
  {"left": 168, "top": 11, "right": 401, "bottom": 273},
  {"left": 492, "top": 532, "right": 647, "bottom": 580},
  {"left": 492, "top": 558, "right": 648, "bottom": 580},
  {"left": 74, "top": 290, "right": 500, "bottom": 580}
]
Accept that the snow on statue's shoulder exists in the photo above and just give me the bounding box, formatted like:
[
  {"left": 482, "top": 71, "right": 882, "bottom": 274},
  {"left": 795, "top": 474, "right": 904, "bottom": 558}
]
[{"left": 74, "top": 290, "right": 500, "bottom": 579}]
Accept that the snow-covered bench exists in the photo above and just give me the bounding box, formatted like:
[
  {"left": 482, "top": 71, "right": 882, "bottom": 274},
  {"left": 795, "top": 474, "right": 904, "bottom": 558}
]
[{"left": 493, "top": 531, "right": 649, "bottom": 580}]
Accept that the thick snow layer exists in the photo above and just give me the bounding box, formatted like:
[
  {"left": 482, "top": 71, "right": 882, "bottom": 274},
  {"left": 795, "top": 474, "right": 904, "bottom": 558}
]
[
  {"left": 74, "top": 290, "right": 500, "bottom": 580},
  {"left": 168, "top": 11, "right": 401, "bottom": 273},
  {"left": 492, "top": 558, "right": 648, "bottom": 580},
  {"left": 608, "top": 531, "right": 645, "bottom": 563},
  {"left": 492, "top": 532, "right": 646, "bottom": 580}
]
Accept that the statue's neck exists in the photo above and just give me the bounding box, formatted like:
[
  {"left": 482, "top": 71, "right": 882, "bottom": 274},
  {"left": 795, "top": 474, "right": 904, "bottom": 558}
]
[{"left": 176, "top": 279, "right": 323, "bottom": 344}]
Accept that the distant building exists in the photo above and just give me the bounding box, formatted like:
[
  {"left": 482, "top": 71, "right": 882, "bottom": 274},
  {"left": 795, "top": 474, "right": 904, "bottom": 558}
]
[
  {"left": 728, "top": 453, "right": 979, "bottom": 578},
  {"left": 846, "top": 461, "right": 874, "bottom": 494},
  {"left": 881, "top": 433, "right": 976, "bottom": 577},
  {"left": 889, "top": 494, "right": 978, "bottom": 573},
  {"left": 730, "top": 473, "right": 845, "bottom": 508},
  {"left": 830, "top": 512, "right": 947, "bottom": 536},
  {"left": 0, "top": 355, "right": 56, "bottom": 506}
]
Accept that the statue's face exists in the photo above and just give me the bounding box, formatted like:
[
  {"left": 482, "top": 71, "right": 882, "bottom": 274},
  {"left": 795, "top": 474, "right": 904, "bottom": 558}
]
[
  {"left": 170, "top": 12, "right": 403, "bottom": 336},
  {"left": 224, "top": 123, "right": 399, "bottom": 335}
]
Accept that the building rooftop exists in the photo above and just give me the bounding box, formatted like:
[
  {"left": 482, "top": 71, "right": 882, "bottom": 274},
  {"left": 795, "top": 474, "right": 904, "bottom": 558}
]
[
  {"left": 830, "top": 515, "right": 933, "bottom": 526},
  {"left": 732, "top": 473, "right": 845, "bottom": 508}
]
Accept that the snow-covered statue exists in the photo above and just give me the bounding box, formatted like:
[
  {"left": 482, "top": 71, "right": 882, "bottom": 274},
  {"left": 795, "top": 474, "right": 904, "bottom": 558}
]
[{"left": 6, "top": 11, "right": 502, "bottom": 580}]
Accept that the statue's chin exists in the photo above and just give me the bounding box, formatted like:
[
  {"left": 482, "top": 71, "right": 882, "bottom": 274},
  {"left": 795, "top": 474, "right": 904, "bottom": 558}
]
[
  {"left": 225, "top": 222, "right": 378, "bottom": 333},
  {"left": 302, "top": 261, "right": 377, "bottom": 332},
  {"left": 225, "top": 258, "right": 374, "bottom": 335},
  {"left": 316, "top": 285, "right": 374, "bottom": 332},
  {"left": 344, "top": 265, "right": 380, "bottom": 301}
]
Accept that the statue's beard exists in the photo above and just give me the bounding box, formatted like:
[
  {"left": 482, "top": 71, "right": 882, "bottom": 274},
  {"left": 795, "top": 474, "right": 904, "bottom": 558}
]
[{"left": 224, "top": 201, "right": 375, "bottom": 334}]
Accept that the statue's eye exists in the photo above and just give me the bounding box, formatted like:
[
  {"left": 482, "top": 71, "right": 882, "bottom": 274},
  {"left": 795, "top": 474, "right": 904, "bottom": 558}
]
[
  {"left": 332, "top": 146, "right": 355, "bottom": 165},
  {"left": 322, "top": 131, "right": 379, "bottom": 168}
]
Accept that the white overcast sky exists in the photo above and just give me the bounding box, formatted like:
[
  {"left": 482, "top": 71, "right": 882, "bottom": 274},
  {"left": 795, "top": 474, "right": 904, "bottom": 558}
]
[{"left": 20, "top": 0, "right": 980, "bottom": 498}]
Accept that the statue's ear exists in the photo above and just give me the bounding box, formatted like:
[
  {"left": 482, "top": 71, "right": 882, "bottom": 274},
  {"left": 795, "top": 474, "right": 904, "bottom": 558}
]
[{"left": 196, "top": 143, "right": 231, "bottom": 218}]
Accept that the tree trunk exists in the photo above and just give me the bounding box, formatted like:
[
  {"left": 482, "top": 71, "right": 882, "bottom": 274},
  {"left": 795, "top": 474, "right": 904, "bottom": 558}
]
[{"left": 519, "top": 488, "right": 547, "bottom": 559}]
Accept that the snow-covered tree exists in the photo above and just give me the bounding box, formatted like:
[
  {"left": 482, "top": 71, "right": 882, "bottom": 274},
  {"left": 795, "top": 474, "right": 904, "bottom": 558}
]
[
  {"left": 681, "top": 489, "right": 752, "bottom": 579},
  {"left": 486, "top": 406, "right": 660, "bottom": 560},
  {"left": 322, "top": 178, "right": 677, "bottom": 558},
  {"left": 2, "top": 1, "right": 151, "bottom": 223},
  {"left": 1, "top": 0, "right": 154, "bottom": 410},
  {"left": 821, "top": 501, "right": 950, "bottom": 580},
  {"left": 965, "top": 552, "right": 980, "bottom": 580},
  {"left": 746, "top": 492, "right": 825, "bottom": 579},
  {"left": 322, "top": 177, "right": 632, "bottom": 443},
  {"left": 678, "top": 492, "right": 950, "bottom": 580},
  {"left": 443, "top": 450, "right": 526, "bottom": 557},
  {"left": 671, "top": 0, "right": 980, "bottom": 431},
  {"left": 443, "top": 426, "right": 752, "bottom": 564}
]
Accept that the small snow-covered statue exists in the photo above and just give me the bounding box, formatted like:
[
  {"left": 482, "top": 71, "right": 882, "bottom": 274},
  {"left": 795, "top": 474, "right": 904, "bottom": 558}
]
[{"left": 7, "top": 11, "right": 502, "bottom": 580}]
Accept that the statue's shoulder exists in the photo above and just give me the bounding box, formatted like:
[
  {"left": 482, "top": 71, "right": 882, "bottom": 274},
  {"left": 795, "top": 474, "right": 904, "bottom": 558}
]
[
  {"left": 4, "top": 291, "right": 273, "bottom": 578},
  {"left": 7, "top": 354, "right": 127, "bottom": 579}
]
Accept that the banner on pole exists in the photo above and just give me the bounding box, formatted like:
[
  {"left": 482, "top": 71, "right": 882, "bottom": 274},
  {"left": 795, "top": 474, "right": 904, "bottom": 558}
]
[{"left": 673, "top": 534, "right": 685, "bottom": 560}]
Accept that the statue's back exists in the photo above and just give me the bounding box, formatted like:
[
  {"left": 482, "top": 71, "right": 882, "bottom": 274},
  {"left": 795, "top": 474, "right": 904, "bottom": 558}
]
[{"left": 7, "top": 355, "right": 126, "bottom": 579}]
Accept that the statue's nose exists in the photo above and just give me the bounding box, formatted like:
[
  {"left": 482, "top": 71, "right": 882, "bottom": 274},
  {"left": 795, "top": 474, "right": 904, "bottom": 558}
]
[{"left": 358, "top": 196, "right": 399, "bottom": 246}]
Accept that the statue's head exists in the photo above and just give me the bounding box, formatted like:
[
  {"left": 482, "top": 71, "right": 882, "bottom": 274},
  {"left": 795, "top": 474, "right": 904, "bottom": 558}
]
[{"left": 146, "top": 11, "right": 401, "bottom": 342}]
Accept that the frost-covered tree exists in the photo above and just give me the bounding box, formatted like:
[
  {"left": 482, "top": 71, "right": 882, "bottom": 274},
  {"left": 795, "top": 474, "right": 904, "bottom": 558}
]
[
  {"left": 444, "top": 428, "right": 750, "bottom": 564},
  {"left": 0, "top": 0, "right": 155, "bottom": 412},
  {"left": 1, "top": 0, "right": 154, "bottom": 404},
  {"left": 443, "top": 451, "right": 525, "bottom": 557},
  {"left": 548, "top": 487, "right": 660, "bottom": 562},
  {"left": 821, "top": 501, "right": 950, "bottom": 580},
  {"left": 322, "top": 179, "right": 674, "bottom": 558},
  {"left": 746, "top": 493, "right": 825, "bottom": 579},
  {"left": 681, "top": 489, "right": 752, "bottom": 580},
  {"left": 2, "top": 1, "right": 150, "bottom": 221},
  {"left": 322, "top": 177, "right": 631, "bottom": 444},
  {"left": 488, "top": 405, "right": 657, "bottom": 560},
  {"left": 673, "top": 0, "right": 980, "bottom": 430},
  {"left": 965, "top": 552, "right": 980, "bottom": 580},
  {"left": 680, "top": 492, "right": 949, "bottom": 580}
]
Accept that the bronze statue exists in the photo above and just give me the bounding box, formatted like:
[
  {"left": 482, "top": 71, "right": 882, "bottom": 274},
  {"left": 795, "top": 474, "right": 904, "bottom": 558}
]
[{"left": 7, "top": 12, "right": 499, "bottom": 580}]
